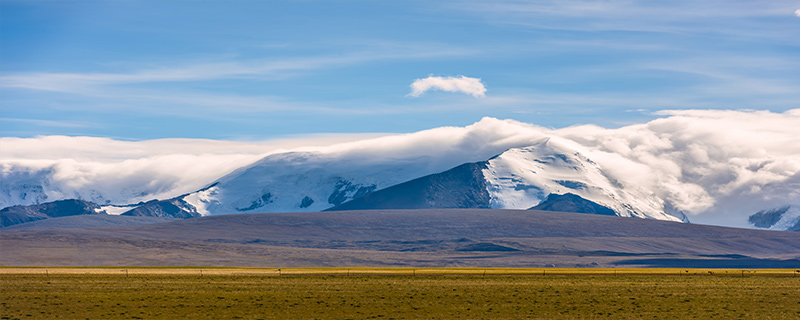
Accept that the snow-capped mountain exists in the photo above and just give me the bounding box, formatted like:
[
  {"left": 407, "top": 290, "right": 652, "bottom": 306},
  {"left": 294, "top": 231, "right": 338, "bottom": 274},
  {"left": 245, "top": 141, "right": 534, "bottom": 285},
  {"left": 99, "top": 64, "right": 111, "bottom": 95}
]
[
  {"left": 0, "top": 166, "right": 56, "bottom": 208},
  {"left": 169, "top": 151, "right": 450, "bottom": 215},
  {"left": 0, "top": 162, "right": 183, "bottom": 209},
  {"left": 24, "top": 139, "right": 687, "bottom": 223},
  {"left": 749, "top": 205, "right": 800, "bottom": 231},
  {"left": 328, "top": 140, "right": 688, "bottom": 222},
  {"left": 482, "top": 140, "right": 687, "bottom": 222},
  {"left": 4, "top": 113, "right": 798, "bottom": 228}
]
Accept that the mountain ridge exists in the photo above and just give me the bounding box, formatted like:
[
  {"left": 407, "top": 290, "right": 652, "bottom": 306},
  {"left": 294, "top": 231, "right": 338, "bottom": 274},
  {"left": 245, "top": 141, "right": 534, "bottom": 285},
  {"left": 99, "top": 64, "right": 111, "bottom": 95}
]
[
  {"left": 529, "top": 193, "right": 617, "bottom": 216},
  {"left": 4, "top": 138, "right": 798, "bottom": 230},
  {"left": 0, "top": 199, "right": 104, "bottom": 227},
  {"left": 0, "top": 142, "right": 696, "bottom": 226}
]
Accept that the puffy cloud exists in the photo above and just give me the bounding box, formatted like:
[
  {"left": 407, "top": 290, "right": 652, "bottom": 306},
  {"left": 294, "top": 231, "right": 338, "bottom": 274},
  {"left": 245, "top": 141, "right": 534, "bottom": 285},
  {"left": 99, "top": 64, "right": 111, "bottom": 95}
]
[
  {"left": 408, "top": 75, "right": 486, "bottom": 98},
  {"left": 796, "top": 9, "right": 800, "bottom": 17},
  {"left": 555, "top": 109, "right": 800, "bottom": 226}
]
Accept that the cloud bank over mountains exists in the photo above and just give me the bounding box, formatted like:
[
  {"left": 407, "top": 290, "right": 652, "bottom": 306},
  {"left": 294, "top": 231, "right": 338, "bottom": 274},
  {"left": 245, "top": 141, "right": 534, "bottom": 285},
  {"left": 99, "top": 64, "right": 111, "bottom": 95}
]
[
  {"left": 1, "top": 109, "right": 797, "bottom": 227},
  {"left": 0, "top": 134, "right": 386, "bottom": 206},
  {"left": 556, "top": 109, "right": 800, "bottom": 226}
]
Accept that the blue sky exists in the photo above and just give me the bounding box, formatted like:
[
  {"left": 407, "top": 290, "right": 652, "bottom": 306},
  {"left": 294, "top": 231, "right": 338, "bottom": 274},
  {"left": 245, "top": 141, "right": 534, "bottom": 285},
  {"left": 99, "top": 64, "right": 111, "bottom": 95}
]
[{"left": 1, "top": 0, "right": 799, "bottom": 140}]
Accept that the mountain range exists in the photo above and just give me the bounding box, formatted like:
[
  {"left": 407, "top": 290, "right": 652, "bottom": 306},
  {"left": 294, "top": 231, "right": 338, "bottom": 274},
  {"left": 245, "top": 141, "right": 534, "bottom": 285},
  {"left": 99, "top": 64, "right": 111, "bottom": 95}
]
[{"left": 1, "top": 135, "right": 796, "bottom": 230}]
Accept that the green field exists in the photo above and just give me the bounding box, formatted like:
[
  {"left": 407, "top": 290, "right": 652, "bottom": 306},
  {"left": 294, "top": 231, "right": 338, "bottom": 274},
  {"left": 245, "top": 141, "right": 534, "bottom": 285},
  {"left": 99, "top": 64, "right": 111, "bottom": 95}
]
[{"left": 2, "top": 268, "right": 799, "bottom": 319}]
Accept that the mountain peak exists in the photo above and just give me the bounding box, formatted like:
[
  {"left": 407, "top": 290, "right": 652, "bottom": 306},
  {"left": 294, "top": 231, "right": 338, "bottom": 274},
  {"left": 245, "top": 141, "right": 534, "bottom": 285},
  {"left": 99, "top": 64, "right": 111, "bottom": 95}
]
[{"left": 482, "top": 143, "right": 686, "bottom": 222}]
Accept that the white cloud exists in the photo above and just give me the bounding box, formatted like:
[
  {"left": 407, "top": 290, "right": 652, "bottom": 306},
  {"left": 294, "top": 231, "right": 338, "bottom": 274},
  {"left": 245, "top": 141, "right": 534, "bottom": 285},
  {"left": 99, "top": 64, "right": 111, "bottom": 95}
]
[
  {"left": 554, "top": 109, "right": 800, "bottom": 226},
  {"left": 795, "top": 9, "right": 800, "bottom": 17},
  {"left": 408, "top": 75, "right": 487, "bottom": 98}
]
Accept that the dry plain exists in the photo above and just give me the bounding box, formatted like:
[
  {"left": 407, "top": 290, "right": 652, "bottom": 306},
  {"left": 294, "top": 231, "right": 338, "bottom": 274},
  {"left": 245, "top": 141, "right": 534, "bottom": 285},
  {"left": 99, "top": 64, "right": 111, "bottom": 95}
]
[{"left": 2, "top": 267, "right": 800, "bottom": 320}]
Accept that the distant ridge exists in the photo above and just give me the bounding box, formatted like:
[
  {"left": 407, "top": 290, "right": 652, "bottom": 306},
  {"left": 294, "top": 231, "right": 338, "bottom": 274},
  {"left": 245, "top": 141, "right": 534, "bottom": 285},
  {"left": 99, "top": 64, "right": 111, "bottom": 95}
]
[
  {"left": 121, "top": 198, "right": 201, "bottom": 219},
  {"left": 0, "top": 199, "right": 103, "bottom": 227},
  {"left": 530, "top": 193, "right": 616, "bottom": 216}
]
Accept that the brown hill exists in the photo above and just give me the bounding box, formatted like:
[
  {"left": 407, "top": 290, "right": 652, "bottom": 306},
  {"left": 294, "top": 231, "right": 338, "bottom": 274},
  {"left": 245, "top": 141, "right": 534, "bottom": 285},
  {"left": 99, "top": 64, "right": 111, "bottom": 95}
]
[{"left": 2, "top": 209, "right": 798, "bottom": 268}]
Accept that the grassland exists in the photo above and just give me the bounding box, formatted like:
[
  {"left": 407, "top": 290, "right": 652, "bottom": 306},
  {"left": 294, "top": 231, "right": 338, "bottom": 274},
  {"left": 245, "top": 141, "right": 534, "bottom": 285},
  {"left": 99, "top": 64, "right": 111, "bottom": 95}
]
[{"left": 2, "top": 268, "right": 799, "bottom": 319}]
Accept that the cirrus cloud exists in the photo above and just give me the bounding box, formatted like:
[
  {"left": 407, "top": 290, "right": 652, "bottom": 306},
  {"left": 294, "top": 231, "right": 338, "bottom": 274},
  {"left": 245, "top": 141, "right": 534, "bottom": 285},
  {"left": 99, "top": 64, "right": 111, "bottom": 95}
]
[{"left": 408, "top": 75, "right": 487, "bottom": 98}]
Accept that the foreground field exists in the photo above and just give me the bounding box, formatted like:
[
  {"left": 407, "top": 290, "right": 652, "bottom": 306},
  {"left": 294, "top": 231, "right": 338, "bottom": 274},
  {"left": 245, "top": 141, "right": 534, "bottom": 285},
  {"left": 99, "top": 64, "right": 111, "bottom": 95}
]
[{"left": 2, "top": 268, "right": 799, "bottom": 319}]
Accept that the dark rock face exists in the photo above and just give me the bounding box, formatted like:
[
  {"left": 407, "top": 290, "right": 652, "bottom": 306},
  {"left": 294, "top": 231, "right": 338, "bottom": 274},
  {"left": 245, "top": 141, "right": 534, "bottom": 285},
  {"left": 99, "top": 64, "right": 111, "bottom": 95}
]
[
  {"left": 327, "top": 162, "right": 491, "bottom": 211},
  {"left": 236, "top": 193, "right": 273, "bottom": 212},
  {"left": 748, "top": 206, "right": 791, "bottom": 228},
  {"left": 327, "top": 180, "right": 377, "bottom": 206},
  {"left": 0, "top": 199, "right": 104, "bottom": 227},
  {"left": 299, "top": 196, "right": 314, "bottom": 208},
  {"left": 121, "top": 199, "right": 200, "bottom": 219},
  {"left": 530, "top": 193, "right": 617, "bottom": 216}
]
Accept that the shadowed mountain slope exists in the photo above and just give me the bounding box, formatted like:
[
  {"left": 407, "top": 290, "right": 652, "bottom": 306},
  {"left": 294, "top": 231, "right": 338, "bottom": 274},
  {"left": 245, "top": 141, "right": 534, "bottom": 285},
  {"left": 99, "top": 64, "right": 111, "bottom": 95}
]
[
  {"left": 121, "top": 198, "right": 201, "bottom": 219},
  {"left": 530, "top": 193, "right": 617, "bottom": 216},
  {"left": 326, "top": 162, "right": 491, "bottom": 211},
  {"left": 0, "top": 199, "right": 103, "bottom": 227},
  {"left": 749, "top": 205, "right": 800, "bottom": 231}
]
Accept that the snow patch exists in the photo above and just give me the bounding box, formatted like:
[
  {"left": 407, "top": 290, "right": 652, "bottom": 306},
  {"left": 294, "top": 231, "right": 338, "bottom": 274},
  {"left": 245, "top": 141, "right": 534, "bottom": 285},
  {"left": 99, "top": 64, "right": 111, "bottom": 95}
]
[
  {"left": 182, "top": 186, "right": 219, "bottom": 216},
  {"left": 98, "top": 205, "right": 131, "bottom": 216}
]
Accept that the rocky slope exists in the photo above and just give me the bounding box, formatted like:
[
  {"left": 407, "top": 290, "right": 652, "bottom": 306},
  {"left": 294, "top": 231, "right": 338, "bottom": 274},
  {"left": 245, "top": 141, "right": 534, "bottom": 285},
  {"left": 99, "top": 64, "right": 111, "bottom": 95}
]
[
  {"left": 749, "top": 205, "right": 800, "bottom": 231},
  {"left": 0, "top": 199, "right": 105, "bottom": 227}
]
